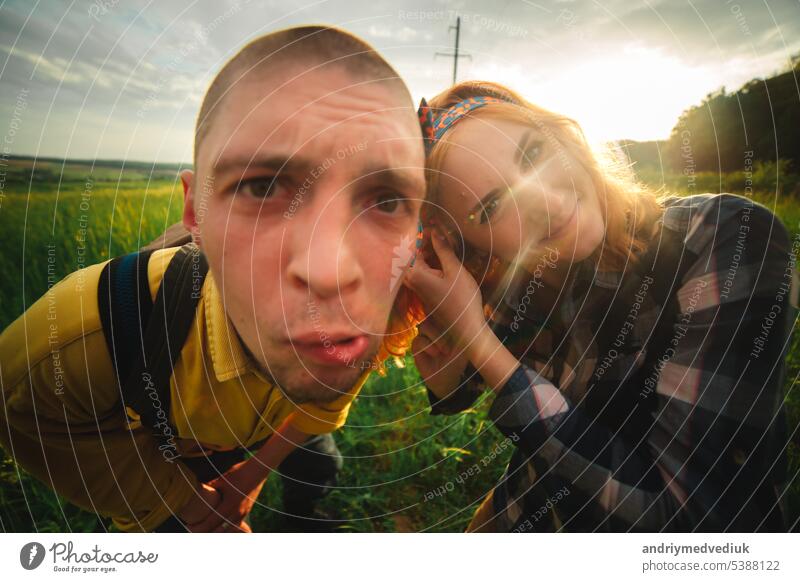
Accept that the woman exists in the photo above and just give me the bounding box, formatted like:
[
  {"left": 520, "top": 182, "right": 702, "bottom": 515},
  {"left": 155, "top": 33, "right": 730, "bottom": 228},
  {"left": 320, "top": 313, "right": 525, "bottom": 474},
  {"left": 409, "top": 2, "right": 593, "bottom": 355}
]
[{"left": 404, "top": 81, "right": 796, "bottom": 532}]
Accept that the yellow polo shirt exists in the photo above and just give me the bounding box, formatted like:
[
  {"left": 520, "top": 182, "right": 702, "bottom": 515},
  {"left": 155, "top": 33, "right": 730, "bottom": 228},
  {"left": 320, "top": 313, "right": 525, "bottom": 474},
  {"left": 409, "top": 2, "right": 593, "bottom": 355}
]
[{"left": 0, "top": 247, "right": 371, "bottom": 532}]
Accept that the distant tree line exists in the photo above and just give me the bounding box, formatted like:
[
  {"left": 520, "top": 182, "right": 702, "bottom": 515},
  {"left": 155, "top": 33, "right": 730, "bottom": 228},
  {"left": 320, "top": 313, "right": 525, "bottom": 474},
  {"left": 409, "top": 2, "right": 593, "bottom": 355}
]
[{"left": 621, "top": 55, "right": 800, "bottom": 194}]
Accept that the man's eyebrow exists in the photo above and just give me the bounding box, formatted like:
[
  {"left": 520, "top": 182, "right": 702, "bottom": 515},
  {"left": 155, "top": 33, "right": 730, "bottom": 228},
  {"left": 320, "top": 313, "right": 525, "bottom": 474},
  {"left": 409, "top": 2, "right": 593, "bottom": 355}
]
[
  {"left": 359, "top": 164, "right": 425, "bottom": 195},
  {"left": 514, "top": 129, "right": 533, "bottom": 166},
  {"left": 211, "top": 156, "right": 425, "bottom": 196},
  {"left": 211, "top": 154, "right": 314, "bottom": 176}
]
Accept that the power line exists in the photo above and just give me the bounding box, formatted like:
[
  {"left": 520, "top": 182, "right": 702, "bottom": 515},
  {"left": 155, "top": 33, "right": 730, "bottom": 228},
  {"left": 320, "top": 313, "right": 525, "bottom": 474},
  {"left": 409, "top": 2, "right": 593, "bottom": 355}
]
[{"left": 435, "top": 16, "right": 472, "bottom": 85}]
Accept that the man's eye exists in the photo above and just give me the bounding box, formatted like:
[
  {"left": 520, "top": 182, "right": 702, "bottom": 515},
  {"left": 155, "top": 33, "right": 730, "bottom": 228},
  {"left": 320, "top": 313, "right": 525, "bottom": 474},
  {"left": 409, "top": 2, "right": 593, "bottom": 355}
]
[
  {"left": 373, "top": 192, "right": 402, "bottom": 214},
  {"left": 520, "top": 141, "right": 543, "bottom": 172},
  {"left": 236, "top": 176, "right": 282, "bottom": 199}
]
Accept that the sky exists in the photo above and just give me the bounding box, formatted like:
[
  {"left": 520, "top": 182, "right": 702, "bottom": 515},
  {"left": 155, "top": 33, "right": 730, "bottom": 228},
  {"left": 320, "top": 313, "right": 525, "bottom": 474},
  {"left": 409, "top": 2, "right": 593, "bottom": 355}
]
[{"left": 0, "top": 0, "right": 798, "bottom": 164}]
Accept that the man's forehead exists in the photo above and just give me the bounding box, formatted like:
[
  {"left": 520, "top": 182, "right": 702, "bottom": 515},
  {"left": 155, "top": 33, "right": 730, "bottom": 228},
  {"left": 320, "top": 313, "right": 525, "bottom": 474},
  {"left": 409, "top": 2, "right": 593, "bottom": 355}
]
[
  {"left": 201, "top": 71, "right": 421, "bottom": 170},
  {"left": 225, "top": 68, "right": 414, "bottom": 131}
]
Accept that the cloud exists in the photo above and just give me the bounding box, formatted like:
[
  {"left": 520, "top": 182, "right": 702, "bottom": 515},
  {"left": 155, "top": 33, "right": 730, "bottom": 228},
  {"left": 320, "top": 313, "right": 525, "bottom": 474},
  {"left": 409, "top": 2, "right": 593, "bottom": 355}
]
[{"left": 368, "top": 24, "right": 420, "bottom": 42}]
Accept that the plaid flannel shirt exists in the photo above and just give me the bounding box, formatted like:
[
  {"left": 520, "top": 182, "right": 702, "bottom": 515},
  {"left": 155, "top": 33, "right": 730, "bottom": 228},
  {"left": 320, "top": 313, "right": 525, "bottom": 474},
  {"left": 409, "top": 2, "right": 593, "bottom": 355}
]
[{"left": 429, "top": 194, "right": 798, "bottom": 531}]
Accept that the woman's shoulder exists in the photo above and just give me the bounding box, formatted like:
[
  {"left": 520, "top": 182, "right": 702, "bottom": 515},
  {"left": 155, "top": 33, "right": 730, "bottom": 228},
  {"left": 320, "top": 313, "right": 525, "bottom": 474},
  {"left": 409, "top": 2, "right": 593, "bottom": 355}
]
[
  {"left": 658, "top": 193, "right": 789, "bottom": 255},
  {"left": 660, "top": 192, "right": 777, "bottom": 226}
]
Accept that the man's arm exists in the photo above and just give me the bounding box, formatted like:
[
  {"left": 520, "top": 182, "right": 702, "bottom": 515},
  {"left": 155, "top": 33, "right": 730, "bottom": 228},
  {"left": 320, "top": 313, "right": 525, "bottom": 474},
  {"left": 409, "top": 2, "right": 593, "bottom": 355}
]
[
  {"left": 189, "top": 414, "right": 309, "bottom": 532},
  {"left": 0, "top": 263, "right": 204, "bottom": 532}
]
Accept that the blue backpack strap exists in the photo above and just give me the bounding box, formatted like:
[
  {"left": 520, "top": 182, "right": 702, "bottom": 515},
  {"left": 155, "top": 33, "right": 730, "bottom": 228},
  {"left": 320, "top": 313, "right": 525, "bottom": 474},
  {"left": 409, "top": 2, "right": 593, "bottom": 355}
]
[
  {"left": 98, "top": 244, "right": 209, "bottom": 453},
  {"left": 97, "top": 249, "right": 156, "bottom": 386}
]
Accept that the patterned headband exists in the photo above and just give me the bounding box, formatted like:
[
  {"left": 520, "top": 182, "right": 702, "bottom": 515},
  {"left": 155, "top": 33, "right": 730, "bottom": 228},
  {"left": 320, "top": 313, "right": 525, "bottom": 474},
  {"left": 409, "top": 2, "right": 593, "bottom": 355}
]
[{"left": 417, "top": 95, "right": 509, "bottom": 154}]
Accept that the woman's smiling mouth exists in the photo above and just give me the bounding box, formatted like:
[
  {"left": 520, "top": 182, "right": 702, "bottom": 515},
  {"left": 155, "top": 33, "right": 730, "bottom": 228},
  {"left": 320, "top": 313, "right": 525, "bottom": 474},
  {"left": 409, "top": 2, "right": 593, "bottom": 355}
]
[{"left": 540, "top": 201, "right": 578, "bottom": 243}]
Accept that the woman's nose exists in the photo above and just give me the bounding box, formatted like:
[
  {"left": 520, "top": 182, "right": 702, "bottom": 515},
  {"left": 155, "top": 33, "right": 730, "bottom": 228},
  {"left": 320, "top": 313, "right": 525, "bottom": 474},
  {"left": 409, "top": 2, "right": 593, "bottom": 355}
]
[{"left": 514, "top": 172, "right": 572, "bottom": 235}]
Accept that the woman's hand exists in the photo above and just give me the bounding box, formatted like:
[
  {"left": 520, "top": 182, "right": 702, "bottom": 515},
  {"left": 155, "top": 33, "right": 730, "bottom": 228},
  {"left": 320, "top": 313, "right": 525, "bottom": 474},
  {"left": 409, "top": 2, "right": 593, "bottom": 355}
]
[
  {"left": 411, "top": 317, "right": 471, "bottom": 401},
  {"left": 405, "top": 231, "right": 520, "bottom": 393},
  {"left": 404, "top": 232, "right": 487, "bottom": 353}
]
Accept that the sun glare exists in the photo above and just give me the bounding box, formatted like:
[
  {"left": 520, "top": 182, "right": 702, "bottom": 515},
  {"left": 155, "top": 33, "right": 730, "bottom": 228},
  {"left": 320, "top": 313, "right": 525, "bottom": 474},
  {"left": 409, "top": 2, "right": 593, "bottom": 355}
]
[{"left": 467, "top": 44, "right": 737, "bottom": 145}]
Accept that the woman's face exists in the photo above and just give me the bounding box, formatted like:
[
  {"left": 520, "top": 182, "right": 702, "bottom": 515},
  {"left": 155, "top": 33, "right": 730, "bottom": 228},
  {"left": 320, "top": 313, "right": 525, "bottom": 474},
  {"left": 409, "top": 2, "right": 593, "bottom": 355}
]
[{"left": 434, "top": 115, "right": 605, "bottom": 281}]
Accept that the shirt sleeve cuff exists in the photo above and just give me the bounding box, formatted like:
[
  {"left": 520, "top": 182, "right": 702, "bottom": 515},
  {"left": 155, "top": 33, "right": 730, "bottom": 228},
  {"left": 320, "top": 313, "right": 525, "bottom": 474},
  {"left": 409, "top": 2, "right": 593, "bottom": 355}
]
[
  {"left": 427, "top": 362, "right": 484, "bottom": 415},
  {"left": 488, "top": 363, "right": 570, "bottom": 450}
]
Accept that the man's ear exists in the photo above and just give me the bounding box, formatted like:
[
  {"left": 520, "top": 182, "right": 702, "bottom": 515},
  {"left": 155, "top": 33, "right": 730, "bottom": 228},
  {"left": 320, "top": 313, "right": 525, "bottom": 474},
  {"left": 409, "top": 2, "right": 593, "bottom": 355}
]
[{"left": 181, "top": 169, "right": 202, "bottom": 247}]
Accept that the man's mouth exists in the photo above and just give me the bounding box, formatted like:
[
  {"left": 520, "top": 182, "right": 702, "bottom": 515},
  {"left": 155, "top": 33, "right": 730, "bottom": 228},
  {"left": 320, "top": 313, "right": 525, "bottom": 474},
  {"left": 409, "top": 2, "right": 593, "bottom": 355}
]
[{"left": 288, "top": 331, "right": 370, "bottom": 367}]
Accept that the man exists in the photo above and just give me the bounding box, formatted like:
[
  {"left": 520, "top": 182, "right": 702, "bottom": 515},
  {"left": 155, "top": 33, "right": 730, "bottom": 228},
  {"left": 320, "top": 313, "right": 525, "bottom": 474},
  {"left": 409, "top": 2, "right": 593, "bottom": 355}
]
[{"left": 0, "top": 26, "right": 425, "bottom": 532}]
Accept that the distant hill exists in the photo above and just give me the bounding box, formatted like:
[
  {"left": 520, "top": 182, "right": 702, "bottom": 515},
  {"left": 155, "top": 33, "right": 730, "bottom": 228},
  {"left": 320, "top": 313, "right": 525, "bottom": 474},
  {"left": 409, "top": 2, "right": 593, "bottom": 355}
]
[
  {"left": 4, "top": 155, "right": 188, "bottom": 172},
  {"left": 0, "top": 155, "right": 188, "bottom": 189}
]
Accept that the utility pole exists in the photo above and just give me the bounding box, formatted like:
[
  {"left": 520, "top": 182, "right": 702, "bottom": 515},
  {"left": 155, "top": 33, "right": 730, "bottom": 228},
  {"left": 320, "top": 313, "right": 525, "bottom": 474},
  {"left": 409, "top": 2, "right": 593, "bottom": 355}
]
[{"left": 435, "top": 16, "right": 471, "bottom": 85}]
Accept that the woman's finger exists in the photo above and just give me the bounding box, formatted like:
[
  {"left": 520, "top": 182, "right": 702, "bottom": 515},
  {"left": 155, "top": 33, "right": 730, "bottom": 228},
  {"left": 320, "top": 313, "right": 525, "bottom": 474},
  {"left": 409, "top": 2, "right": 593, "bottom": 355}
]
[
  {"left": 430, "top": 232, "right": 461, "bottom": 276},
  {"left": 418, "top": 319, "right": 455, "bottom": 347},
  {"left": 404, "top": 259, "right": 445, "bottom": 295},
  {"left": 417, "top": 318, "right": 443, "bottom": 339},
  {"left": 412, "top": 331, "right": 442, "bottom": 358},
  {"left": 408, "top": 250, "right": 444, "bottom": 278}
]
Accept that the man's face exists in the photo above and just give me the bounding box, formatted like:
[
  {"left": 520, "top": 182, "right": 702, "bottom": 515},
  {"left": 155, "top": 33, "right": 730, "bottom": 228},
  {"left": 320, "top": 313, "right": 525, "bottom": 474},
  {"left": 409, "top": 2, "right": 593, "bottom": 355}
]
[{"left": 184, "top": 68, "right": 425, "bottom": 404}]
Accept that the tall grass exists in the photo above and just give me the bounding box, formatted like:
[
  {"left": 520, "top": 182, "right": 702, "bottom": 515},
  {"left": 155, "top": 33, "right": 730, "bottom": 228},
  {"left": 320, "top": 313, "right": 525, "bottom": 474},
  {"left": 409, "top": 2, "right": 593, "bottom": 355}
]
[{"left": 0, "top": 163, "right": 185, "bottom": 328}]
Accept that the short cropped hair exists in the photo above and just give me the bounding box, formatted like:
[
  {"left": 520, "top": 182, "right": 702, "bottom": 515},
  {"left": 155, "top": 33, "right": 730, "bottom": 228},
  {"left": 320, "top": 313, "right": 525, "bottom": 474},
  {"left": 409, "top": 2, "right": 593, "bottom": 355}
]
[{"left": 194, "top": 25, "right": 411, "bottom": 164}]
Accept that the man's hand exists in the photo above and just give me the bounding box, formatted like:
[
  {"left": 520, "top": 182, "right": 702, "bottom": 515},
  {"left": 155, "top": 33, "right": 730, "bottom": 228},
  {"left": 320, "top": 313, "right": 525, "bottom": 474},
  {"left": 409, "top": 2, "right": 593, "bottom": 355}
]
[
  {"left": 175, "top": 482, "right": 221, "bottom": 527},
  {"left": 189, "top": 458, "right": 268, "bottom": 533},
  {"left": 177, "top": 416, "right": 305, "bottom": 532}
]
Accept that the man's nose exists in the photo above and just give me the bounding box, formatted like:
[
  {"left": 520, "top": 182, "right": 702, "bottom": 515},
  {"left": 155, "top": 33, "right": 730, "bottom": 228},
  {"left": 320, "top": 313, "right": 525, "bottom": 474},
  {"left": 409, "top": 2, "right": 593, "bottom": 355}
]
[{"left": 285, "top": 197, "right": 363, "bottom": 299}]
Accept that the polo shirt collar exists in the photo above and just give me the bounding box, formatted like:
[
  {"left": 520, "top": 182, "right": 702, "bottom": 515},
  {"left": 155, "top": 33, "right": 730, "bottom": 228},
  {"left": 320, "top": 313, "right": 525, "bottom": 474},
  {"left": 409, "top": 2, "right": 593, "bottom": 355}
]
[{"left": 202, "top": 271, "right": 253, "bottom": 382}]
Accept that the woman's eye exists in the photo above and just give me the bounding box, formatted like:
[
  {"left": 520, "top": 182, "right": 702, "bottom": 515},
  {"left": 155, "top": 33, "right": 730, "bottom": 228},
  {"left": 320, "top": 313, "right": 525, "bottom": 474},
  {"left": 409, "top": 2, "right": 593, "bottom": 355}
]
[
  {"left": 479, "top": 195, "right": 503, "bottom": 224},
  {"left": 520, "top": 141, "right": 542, "bottom": 172},
  {"left": 236, "top": 176, "right": 283, "bottom": 199}
]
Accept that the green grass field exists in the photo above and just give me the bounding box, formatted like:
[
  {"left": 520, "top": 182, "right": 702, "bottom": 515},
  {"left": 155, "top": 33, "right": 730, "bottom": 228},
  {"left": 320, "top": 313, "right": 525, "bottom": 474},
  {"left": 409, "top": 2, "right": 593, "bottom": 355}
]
[{"left": 0, "top": 157, "right": 798, "bottom": 532}]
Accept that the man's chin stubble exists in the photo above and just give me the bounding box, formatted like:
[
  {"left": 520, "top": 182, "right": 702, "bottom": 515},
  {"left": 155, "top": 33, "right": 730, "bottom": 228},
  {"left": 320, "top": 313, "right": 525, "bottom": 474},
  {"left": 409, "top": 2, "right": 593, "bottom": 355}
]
[
  {"left": 244, "top": 346, "right": 368, "bottom": 404},
  {"left": 273, "top": 366, "right": 365, "bottom": 404}
]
